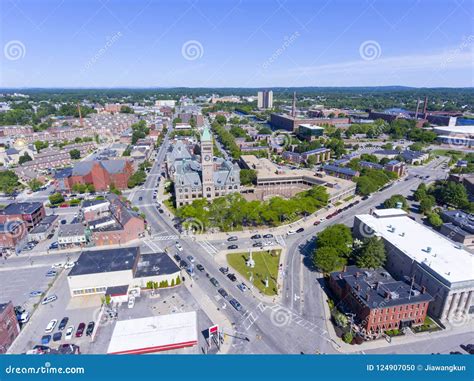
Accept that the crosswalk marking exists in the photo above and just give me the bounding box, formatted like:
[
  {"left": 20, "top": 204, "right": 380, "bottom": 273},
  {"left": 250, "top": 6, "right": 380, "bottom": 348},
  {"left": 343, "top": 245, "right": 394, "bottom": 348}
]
[
  {"left": 275, "top": 235, "right": 286, "bottom": 247},
  {"left": 198, "top": 240, "right": 218, "bottom": 256},
  {"left": 152, "top": 235, "right": 178, "bottom": 241}
]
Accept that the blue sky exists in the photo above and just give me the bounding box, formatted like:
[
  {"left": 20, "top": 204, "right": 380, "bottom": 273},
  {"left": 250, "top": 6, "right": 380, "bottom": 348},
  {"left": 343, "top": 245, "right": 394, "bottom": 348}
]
[{"left": 1, "top": 0, "right": 472, "bottom": 88}]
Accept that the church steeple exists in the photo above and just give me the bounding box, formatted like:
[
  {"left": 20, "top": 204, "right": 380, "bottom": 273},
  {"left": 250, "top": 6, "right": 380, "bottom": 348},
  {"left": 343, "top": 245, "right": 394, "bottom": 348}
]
[{"left": 201, "top": 126, "right": 214, "bottom": 199}]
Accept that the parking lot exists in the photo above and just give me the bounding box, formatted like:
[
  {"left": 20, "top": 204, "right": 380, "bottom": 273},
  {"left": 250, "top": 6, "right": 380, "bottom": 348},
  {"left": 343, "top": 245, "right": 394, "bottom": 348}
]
[{"left": 8, "top": 270, "right": 101, "bottom": 354}]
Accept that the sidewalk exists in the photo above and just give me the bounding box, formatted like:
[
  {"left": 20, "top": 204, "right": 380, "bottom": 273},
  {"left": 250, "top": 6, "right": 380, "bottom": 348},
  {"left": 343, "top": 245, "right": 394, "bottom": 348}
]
[{"left": 183, "top": 277, "right": 233, "bottom": 354}]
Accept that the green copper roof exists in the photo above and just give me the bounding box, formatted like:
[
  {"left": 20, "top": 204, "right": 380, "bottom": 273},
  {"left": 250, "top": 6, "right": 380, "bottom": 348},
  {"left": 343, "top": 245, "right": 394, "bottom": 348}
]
[{"left": 201, "top": 127, "right": 212, "bottom": 142}]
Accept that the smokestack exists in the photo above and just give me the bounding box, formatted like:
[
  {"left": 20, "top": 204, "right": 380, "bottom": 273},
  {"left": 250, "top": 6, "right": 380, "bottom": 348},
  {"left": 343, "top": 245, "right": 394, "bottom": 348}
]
[
  {"left": 414, "top": 99, "right": 420, "bottom": 119},
  {"left": 292, "top": 91, "right": 296, "bottom": 118},
  {"left": 423, "top": 96, "right": 428, "bottom": 116}
]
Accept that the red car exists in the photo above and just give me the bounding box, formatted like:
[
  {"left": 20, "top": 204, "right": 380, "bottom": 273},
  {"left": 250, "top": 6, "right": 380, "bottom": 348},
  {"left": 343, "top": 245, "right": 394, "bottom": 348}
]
[
  {"left": 75, "top": 322, "right": 85, "bottom": 337},
  {"left": 313, "top": 220, "right": 321, "bottom": 226}
]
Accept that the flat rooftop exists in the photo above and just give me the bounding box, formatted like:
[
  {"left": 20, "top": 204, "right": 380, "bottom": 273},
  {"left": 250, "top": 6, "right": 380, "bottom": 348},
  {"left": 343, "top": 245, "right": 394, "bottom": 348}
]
[
  {"left": 135, "top": 253, "right": 180, "bottom": 278},
  {"left": 68, "top": 247, "right": 140, "bottom": 277},
  {"left": 357, "top": 209, "right": 474, "bottom": 285},
  {"left": 107, "top": 311, "right": 197, "bottom": 354},
  {"left": 299, "top": 123, "right": 324, "bottom": 130}
]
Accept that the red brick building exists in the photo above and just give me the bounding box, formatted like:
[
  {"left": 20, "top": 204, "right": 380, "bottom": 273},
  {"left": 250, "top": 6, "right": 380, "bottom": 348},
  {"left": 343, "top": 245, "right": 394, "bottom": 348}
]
[
  {"left": 0, "top": 202, "right": 46, "bottom": 230},
  {"left": 66, "top": 160, "right": 133, "bottom": 191},
  {"left": 89, "top": 194, "right": 145, "bottom": 246},
  {"left": 329, "top": 266, "right": 432, "bottom": 338},
  {"left": 0, "top": 301, "right": 20, "bottom": 354},
  {"left": 0, "top": 221, "right": 27, "bottom": 249}
]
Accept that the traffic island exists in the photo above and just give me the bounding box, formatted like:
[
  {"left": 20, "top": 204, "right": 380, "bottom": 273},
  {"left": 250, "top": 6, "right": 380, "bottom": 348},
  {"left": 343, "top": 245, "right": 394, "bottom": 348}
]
[{"left": 226, "top": 250, "right": 281, "bottom": 296}]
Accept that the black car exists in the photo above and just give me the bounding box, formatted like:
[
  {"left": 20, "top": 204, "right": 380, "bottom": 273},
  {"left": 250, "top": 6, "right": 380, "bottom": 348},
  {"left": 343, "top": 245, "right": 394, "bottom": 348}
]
[
  {"left": 228, "top": 244, "right": 238, "bottom": 250},
  {"left": 227, "top": 236, "right": 238, "bottom": 242},
  {"left": 58, "top": 317, "right": 69, "bottom": 331},
  {"left": 196, "top": 264, "right": 205, "bottom": 272},
  {"left": 138, "top": 196, "right": 143, "bottom": 201},
  {"left": 210, "top": 278, "right": 220, "bottom": 287},
  {"left": 227, "top": 273, "right": 237, "bottom": 282},
  {"left": 219, "top": 267, "right": 229, "bottom": 275},
  {"left": 296, "top": 227, "right": 304, "bottom": 233},
  {"left": 180, "top": 260, "right": 188, "bottom": 268},
  {"left": 53, "top": 332, "right": 62, "bottom": 342},
  {"left": 218, "top": 288, "right": 228, "bottom": 298},
  {"left": 158, "top": 209, "right": 164, "bottom": 214},
  {"left": 263, "top": 234, "right": 273, "bottom": 238},
  {"left": 174, "top": 254, "right": 181, "bottom": 262},
  {"left": 229, "top": 298, "right": 243, "bottom": 312},
  {"left": 86, "top": 322, "right": 95, "bottom": 336},
  {"left": 250, "top": 234, "right": 262, "bottom": 240},
  {"left": 253, "top": 242, "right": 263, "bottom": 247}
]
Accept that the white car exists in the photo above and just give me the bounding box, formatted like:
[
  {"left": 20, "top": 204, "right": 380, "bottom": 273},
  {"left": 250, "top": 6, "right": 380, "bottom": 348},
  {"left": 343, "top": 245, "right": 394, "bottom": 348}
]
[
  {"left": 45, "top": 319, "right": 58, "bottom": 333},
  {"left": 41, "top": 295, "right": 58, "bottom": 305},
  {"left": 128, "top": 297, "right": 135, "bottom": 309},
  {"left": 64, "top": 262, "right": 75, "bottom": 269},
  {"left": 51, "top": 263, "right": 64, "bottom": 269},
  {"left": 287, "top": 230, "right": 296, "bottom": 236},
  {"left": 65, "top": 325, "right": 74, "bottom": 340},
  {"left": 18, "top": 311, "right": 30, "bottom": 324},
  {"left": 175, "top": 243, "right": 183, "bottom": 252}
]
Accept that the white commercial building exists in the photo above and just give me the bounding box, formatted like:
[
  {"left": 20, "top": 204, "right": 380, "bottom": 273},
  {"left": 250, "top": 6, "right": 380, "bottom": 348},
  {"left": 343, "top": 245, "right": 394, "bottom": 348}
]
[
  {"left": 354, "top": 209, "right": 474, "bottom": 323},
  {"left": 155, "top": 100, "right": 176, "bottom": 107},
  {"left": 107, "top": 311, "right": 198, "bottom": 354}
]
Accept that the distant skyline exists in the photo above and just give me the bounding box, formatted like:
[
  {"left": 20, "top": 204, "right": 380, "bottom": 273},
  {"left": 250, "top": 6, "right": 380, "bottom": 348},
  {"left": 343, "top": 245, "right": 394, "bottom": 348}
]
[{"left": 1, "top": 0, "right": 473, "bottom": 88}]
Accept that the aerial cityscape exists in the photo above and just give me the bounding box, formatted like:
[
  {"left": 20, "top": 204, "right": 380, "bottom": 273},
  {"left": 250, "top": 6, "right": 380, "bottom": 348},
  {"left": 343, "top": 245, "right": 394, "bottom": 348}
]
[{"left": 0, "top": 0, "right": 473, "bottom": 377}]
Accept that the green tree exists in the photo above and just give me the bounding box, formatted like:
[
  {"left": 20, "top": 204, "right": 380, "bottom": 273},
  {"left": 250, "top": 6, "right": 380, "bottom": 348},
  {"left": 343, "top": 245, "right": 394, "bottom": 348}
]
[
  {"left": 414, "top": 183, "right": 427, "bottom": 201},
  {"left": 313, "top": 246, "right": 345, "bottom": 273},
  {"left": 49, "top": 192, "right": 65, "bottom": 205},
  {"left": 34, "top": 140, "right": 49, "bottom": 152},
  {"left": 343, "top": 332, "right": 353, "bottom": 344},
  {"left": 428, "top": 212, "right": 443, "bottom": 228},
  {"left": 120, "top": 105, "right": 134, "bottom": 114},
  {"left": 127, "top": 170, "right": 147, "bottom": 188},
  {"left": 69, "top": 149, "right": 81, "bottom": 160},
  {"left": 18, "top": 152, "right": 33, "bottom": 165},
  {"left": 240, "top": 169, "right": 257, "bottom": 186},
  {"left": 317, "top": 224, "right": 353, "bottom": 257},
  {"left": 383, "top": 194, "right": 408, "bottom": 211},
  {"left": 0, "top": 171, "right": 20, "bottom": 194},
  {"left": 355, "top": 237, "right": 386, "bottom": 269},
  {"left": 419, "top": 195, "right": 436, "bottom": 214},
  {"left": 28, "top": 179, "right": 43, "bottom": 191}
]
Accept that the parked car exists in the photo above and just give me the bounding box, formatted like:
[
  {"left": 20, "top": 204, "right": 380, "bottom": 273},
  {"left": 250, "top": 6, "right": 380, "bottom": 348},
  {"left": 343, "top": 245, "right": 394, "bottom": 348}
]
[
  {"left": 296, "top": 227, "right": 304, "bottom": 233},
  {"left": 210, "top": 278, "right": 220, "bottom": 287},
  {"left": 64, "top": 262, "right": 75, "bottom": 269},
  {"left": 237, "top": 282, "right": 248, "bottom": 292},
  {"left": 187, "top": 255, "right": 195, "bottom": 263},
  {"left": 227, "top": 273, "right": 237, "bottom": 282},
  {"left": 219, "top": 267, "right": 229, "bottom": 275},
  {"left": 287, "top": 230, "right": 296, "bottom": 235},
  {"left": 174, "top": 254, "right": 181, "bottom": 262},
  {"left": 227, "top": 244, "right": 238, "bottom": 250},
  {"left": 53, "top": 332, "right": 62, "bottom": 342},
  {"left": 250, "top": 234, "right": 261, "bottom": 239},
  {"left": 175, "top": 243, "right": 183, "bottom": 252},
  {"left": 32, "top": 345, "right": 51, "bottom": 354},
  {"left": 41, "top": 295, "right": 57, "bottom": 305},
  {"left": 65, "top": 326, "right": 74, "bottom": 340},
  {"left": 196, "top": 264, "right": 205, "bottom": 272},
  {"left": 49, "top": 242, "right": 59, "bottom": 250},
  {"left": 29, "top": 290, "right": 43, "bottom": 297},
  {"left": 229, "top": 298, "right": 243, "bottom": 312},
  {"left": 58, "top": 344, "right": 80, "bottom": 355},
  {"left": 45, "top": 319, "right": 58, "bottom": 333},
  {"left": 263, "top": 234, "right": 274, "bottom": 238},
  {"left": 313, "top": 220, "right": 321, "bottom": 226},
  {"left": 75, "top": 323, "right": 85, "bottom": 338},
  {"left": 41, "top": 335, "right": 51, "bottom": 345},
  {"left": 252, "top": 242, "right": 263, "bottom": 247},
  {"left": 58, "top": 317, "right": 69, "bottom": 331},
  {"left": 227, "top": 236, "right": 238, "bottom": 241},
  {"left": 85, "top": 322, "right": 95, "bottom": 336},
  {"left": 158, "top": 208, "right": 164, "bottom": 214},
  {"left": 128, "top": 297, "right": 135, "bottom": 309},
  {"left": 218, "top": 288, "right": 228, "bottom": 298}
]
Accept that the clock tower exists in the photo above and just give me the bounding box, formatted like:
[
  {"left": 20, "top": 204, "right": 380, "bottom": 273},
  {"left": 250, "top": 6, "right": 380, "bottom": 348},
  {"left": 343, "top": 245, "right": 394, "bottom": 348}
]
[{"left": 201, "top": 126, "right": 214, "bottom": 199}]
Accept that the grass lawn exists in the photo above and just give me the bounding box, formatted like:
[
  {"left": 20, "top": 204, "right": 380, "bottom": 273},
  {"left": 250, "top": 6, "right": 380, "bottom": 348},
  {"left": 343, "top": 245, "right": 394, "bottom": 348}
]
[
  {"left": 163, "top": 198, "right": 176, "bottom": 215},
  {"left": 227, "top": 250, "right": 281, "bottom": 296},
  {"left": 413, "top": 316, "right": 440, "bottom": 333}
]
